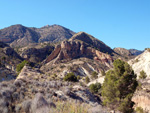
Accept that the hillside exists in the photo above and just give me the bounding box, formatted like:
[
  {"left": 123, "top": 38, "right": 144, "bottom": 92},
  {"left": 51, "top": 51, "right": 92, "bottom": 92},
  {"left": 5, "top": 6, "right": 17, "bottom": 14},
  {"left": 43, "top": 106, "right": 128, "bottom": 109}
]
[{"left": 0, "top": 24, "right": 75, "bottom": 47}]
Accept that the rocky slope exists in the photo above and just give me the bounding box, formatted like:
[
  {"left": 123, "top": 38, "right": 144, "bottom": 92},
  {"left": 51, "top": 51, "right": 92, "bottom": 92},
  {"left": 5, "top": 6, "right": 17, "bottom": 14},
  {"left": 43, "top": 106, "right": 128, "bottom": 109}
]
[
  {"left": 128, "top": 50, "right": 150, "bottom": 78},
  {"left": 41, "top": 32, "right": 114, "bottom": 78},
  {"left": 132, "top": 79, "right": 150, "bottom": 112},
  {"left": 0, "top": 41, "right": 23, "bottom": 81},
  {"left": 0, "top": 24, "right": 75, "bottom": 47}
]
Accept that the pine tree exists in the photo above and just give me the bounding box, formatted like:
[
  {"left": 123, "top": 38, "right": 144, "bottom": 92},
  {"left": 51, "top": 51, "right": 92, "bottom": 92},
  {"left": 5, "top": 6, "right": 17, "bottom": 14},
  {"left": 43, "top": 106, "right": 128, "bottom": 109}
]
[{"left": 102, "top": 59, "right": 138, "bottom": 113}]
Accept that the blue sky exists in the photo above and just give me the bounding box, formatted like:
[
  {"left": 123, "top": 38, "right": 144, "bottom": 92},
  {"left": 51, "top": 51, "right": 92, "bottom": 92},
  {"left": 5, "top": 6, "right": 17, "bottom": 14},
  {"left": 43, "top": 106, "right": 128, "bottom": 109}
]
[{"left": 0, "top": 0, "right": 149, "bottom": 50}]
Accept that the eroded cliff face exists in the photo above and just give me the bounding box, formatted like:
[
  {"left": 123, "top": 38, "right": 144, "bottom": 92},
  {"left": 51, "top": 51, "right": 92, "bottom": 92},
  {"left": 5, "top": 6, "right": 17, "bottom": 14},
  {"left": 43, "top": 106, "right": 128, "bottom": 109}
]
[
  {"left": 45, "top": 40, "right": 113, "bottom": 68},
  {"left": 132, "top": 79, "right": 150, "bottom": 112}
]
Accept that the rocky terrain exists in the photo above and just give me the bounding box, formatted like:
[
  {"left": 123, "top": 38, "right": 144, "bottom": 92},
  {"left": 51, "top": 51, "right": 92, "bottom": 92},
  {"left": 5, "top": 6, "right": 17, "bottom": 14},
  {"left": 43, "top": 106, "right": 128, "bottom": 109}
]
[
  {"left": 41, "top": 32, "right": 114, "bottom": 80},
  {"left": 0, "top": 24, "right": 149, "bottom": 113},
  {"left": 128, "top": 49, "right": 150, "bottom": 78},
  {"left": 0, "top": 24, "right": 75, "bottom": 47},
  {"left": 132, "top": 79, "right": 150, "bottom": 113},
  {"left": 0, "top": 65, "right": 109, "bottom": 113},
  {"left": 0, "top": 41, "right": 23, "bottom": 81}
]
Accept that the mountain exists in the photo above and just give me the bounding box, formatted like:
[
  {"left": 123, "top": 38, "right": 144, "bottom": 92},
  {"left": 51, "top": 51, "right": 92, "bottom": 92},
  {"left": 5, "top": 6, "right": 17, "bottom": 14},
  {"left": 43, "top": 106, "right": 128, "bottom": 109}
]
[
  {"left": 129, "top": 49, "right": 143, "bottom": 56},
  {"left": 41, "top": 32, "right": 114, "bottom": 79},
  {"left": 0, "top": 24, "right": 75, "bottom": 47},
  {"left": 32, "top": 24, "right": 75, "bottom": 43},
  {"left": 128, "top": 49, "right": 150, "bottom": 78}
]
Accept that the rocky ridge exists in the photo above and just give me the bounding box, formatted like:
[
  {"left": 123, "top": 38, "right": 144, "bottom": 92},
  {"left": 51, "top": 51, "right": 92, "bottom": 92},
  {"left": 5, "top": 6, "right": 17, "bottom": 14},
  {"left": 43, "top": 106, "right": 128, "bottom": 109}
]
[{"left": 0, "top": 24, "right": 75, "bottom": 47}]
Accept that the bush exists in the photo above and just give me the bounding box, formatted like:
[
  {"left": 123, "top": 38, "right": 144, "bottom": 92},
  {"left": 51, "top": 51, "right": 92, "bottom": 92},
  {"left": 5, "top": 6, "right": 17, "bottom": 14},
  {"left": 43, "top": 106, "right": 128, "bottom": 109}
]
[
  {"left": 101, "top": 70, "right": 106, "bottom": 76},
  {"left": 135, "top": 107, "right": 145, "bottom": 113},
  {"left": 91, "top": 71, "right": 98, "bottom": 80},
  {"left": 63, "top": 73, "right": 77, "bottom": 82},
  {"left": 139, "top": 70, "right": 147, "bottom": 79},
  {"left": 85, "top": 76, "right": 90, "bottom": 84},
  {"left": 89, "top": 83, "right": 101, "bottom": 93},
  {"left": 16, "top": 60, "right": 31, "bottom": 72}
]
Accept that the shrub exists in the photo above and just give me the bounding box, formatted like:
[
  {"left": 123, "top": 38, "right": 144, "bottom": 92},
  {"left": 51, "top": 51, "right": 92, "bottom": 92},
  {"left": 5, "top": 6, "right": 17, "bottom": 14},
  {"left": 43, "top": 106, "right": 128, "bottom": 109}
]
[
  {"left": 63, "top": 73, "right": 77, "bottom": 82},
  {"left": 135, "top": 107, "right": 145, "bottom": 113},
  {"left": 85, "top": 76, "right": 90, "bottom": 84},
  {"left": 89, "top": 83, "right": 101, "bottom": 93},
  {"left": 16, "top": 60, "right": 29, "bottom": 72},
  {"left": 91, "top": 71, "right": 98, "bottom": 80},
  {"left": 139, "top": 70, "right": 147, "bottom": 79},
  {"left": 101, "top": 70, "right": 106, "bottom": 76}
]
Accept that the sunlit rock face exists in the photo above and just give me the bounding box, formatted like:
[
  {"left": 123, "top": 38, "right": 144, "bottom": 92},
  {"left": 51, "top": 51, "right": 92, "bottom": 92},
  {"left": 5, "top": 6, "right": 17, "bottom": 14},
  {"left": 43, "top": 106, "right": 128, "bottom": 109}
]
[
  {"left": 128, "top": 50, "right": 150, "bottom": 78},
  {"left": 132, "top": 79, "right": 150, "bottom": 112}
]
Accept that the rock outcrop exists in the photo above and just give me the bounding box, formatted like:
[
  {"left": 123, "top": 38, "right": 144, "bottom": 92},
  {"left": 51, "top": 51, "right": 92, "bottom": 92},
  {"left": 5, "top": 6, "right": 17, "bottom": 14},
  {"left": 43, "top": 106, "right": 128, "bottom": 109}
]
[
  {"left": 128, "top": 50, "right": 150, "bottom": 78},
  {"left": 45, "top": 32, "right": 113, "bottom": 67},
  {"left": 132, "top": 79, "right": 150, "bottom": 112}
]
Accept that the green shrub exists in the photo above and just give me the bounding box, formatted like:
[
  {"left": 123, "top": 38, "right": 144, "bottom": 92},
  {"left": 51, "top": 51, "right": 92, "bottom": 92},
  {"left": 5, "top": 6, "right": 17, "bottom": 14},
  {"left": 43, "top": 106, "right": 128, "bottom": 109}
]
[
  {"left": 91, "top": 71, "right": 98, "bottom": 79},
  {"left": 63, "top": 73, "right": 77, "bottom": 82},
  {"left": 89, "top": 82, "right": 101, "bottom": 93},
  {"left": 85, "top": 76, "right": 90, "bottom": 84},
  {"left": 16, "top": 60, "right": 29, "bottom": 72},
  {"left": 77, "top": 75, "right": 81, "bottom": 80},
  {"left": 135, "top": 107, "right": 145, "bottom": 113},
  {"left": 101, "top": 70, "right": 106, "bottom": 76},
  {"left": 139, "top": 70, "right": 147, "bottom": 79}
]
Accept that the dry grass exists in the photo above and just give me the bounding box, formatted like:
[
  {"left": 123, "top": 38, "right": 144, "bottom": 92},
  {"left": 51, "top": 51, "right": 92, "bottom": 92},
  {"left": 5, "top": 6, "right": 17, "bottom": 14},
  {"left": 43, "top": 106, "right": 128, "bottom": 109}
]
[{"left": 50, "top": 101, "right": 90, "bottom": 113}]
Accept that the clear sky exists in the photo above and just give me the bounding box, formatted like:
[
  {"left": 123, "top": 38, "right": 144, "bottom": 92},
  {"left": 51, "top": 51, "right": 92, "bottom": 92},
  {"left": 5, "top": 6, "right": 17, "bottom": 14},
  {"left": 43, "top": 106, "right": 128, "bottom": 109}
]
[{"left": 0, "top": 0, "right": 149, "bottom": 50}]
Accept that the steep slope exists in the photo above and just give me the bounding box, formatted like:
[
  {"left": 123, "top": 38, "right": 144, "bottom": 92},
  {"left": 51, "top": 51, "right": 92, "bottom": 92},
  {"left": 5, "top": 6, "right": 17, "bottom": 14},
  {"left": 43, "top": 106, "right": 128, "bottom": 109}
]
[{"left": 128, "top": 50, "right": 150, "bottom": 78}]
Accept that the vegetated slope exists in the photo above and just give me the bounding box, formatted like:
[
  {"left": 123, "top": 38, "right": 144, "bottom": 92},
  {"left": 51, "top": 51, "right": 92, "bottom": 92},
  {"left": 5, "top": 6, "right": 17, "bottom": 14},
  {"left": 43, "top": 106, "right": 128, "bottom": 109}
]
[
  {"left": 41, "top": 32, "right": 114, "bottom": 80},
  {"left": 129, "top": 49, "right": 143, "bottom": 56},
  {"left": 0, "top": 24, "right": 75, "bottom": 47},
  {"left": 128, "top": 49, "right": 150, "bottom": 78},
  {"left": 0, "top": 65, "right": 109, "bottom": 113},
  {"left": 0, "top": 41, "right": 23, "bottom": 81}
]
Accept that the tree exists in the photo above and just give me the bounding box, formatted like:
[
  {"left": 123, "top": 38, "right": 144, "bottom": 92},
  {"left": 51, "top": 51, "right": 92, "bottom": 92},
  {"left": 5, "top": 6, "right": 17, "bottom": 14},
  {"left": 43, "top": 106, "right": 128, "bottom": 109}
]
[
  {"left": 16, "top": 60, "right": 29, "bottom": 72},
  {"left": 102, "top": 59, "right": 138, "bottom": 113},
  {"left": 139, "top": 70, "right": 147, "bottom": 79}
]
